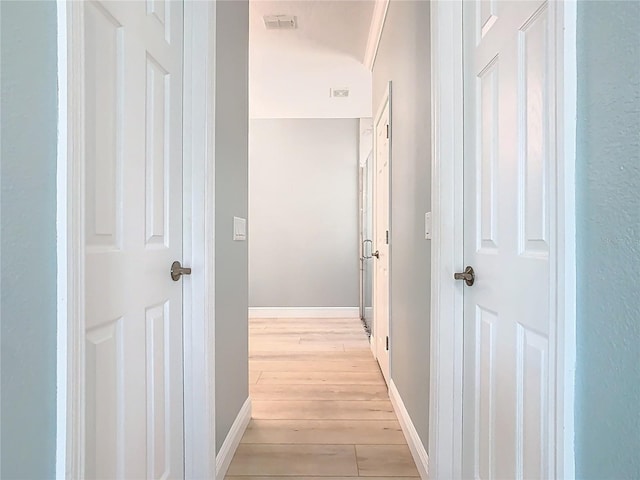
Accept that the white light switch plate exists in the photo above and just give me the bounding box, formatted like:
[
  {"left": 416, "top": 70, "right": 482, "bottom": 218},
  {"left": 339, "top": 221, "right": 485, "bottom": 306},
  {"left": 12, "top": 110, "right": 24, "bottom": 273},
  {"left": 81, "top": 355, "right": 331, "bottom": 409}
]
[
  {"left": 233, "top": 217, "right": 247, "bottom": 241},
  {"left": 425, "top": 212, "right": 432, "bottom": 240}
]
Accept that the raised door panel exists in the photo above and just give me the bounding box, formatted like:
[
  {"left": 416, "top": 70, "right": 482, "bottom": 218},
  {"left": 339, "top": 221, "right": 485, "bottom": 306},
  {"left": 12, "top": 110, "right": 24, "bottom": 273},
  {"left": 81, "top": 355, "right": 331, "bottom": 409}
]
[
  {"left": 478, "top": 0, "right": 498, "bottom": 40},
  {"left": 85, "top": 319, "right": 124, "bottom": 479},
  {"left": 476, "top": 57, "right": 499, "bottom": 252},
  {"left": 145, "top": 55, "right": 170, "bottom": 248},
  {"left": 85, "top": 2, "right": 123, "bottom": 250},
  {"left": 147, "top": 0, "right": 171, "bottom": 43},
  {"left": 518, "top": 4, "right": 551, "bottom": 258},
  {"left": 516, "top": 325, "right": 549, "bottom": 479},
  {"left": 475, "top": 307, "right": 497, "bottom": 480},
  {"left": 146, "top": 302, "right": 172, "bottom": 479}
]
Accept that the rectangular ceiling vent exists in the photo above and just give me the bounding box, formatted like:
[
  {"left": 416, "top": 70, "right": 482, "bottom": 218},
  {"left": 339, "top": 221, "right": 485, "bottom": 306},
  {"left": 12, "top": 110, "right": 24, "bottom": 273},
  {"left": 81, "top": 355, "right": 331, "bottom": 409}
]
[
  {"left": 264, "top": 15, "right": 297, "bottom": 30},
  {"left": 331, "top": 88, "right": 350, "bottom": 98}
]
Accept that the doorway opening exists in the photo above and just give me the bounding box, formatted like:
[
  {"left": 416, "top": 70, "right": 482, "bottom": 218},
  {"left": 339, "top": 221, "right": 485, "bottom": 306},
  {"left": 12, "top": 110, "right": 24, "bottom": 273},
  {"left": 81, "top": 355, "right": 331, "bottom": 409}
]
[{"left": 225, "top": 1, "right": 422, "bottom": 478}]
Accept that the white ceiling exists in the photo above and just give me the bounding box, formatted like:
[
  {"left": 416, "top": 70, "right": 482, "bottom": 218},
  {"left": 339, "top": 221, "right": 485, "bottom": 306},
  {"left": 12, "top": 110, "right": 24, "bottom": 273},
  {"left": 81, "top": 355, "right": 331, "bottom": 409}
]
[
  {"left": 250, "top": 0, "right": 376, "bottom": 119},
  {"left": 250, "top": 1, "right": 376, "bottom": 63}
]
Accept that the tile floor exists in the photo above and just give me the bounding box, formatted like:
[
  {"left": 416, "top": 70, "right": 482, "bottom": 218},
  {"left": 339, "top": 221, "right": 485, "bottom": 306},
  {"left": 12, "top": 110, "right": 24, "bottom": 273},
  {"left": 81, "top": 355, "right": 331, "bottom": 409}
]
[{"left": 225, "top": 317, "right": 421, "bottom": 478}]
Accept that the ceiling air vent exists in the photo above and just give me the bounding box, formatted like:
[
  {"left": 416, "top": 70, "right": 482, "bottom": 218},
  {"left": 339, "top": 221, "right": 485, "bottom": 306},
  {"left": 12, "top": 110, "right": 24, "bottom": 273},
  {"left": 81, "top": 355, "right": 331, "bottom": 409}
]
[
  {"left": 331, "top": 88, "right": 350, "bottom": 98},
  {"left": 264, "top": 15, "right": 297, "bottom": 30}
]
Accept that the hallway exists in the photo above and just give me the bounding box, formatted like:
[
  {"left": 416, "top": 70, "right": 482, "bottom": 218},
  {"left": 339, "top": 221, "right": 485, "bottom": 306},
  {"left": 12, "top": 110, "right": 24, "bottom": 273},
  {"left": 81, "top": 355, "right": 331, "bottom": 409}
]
[{"left": 226, "top": 317, "right": 420, "bottom": 478}]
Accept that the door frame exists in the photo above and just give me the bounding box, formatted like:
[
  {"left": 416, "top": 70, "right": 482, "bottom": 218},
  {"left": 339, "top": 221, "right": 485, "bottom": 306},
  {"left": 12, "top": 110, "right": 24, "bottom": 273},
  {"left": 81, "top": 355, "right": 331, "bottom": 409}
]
[
  {"left": 55, "top": 1, "right": 218, "bottom": 477},
  {"left": 428, "top": 1, "right": 577, "bottom": 478},
  {"left": 371, "top": 83, "right": 392, "bottom": 370}
]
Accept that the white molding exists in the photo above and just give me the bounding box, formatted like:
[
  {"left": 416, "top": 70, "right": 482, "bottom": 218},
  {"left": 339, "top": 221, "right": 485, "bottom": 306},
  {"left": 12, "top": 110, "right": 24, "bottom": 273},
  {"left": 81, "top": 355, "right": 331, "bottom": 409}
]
[
  {"left": 183, "top": 1, "right": 217, "bottom": 478},
  {"left": 369, "top": 333, "right": 377, "bottom": 358},
  {"left": 555, "top": 2, "right": 577, "bottom": 478},
  {"left": 56, "top": 0, "right": 70, "bottom": 475},
  {"left": 215, "top": 398, "right": 252, "bottom": 480},
  {"left": 363, "top": 0, "right": 390, "bottom": 71},
  {"left": 428, "top": 1, "right": 577, "bottom": 479},
  {"left": 58, "top": 1, "right": 87, "bottom": 477},
  {"left": 428, "top": 2, "right": 464, "bottom": 478},
  {"left": 389, "top": 381, "right": 429, "bottom": 479},
  {"left": 248, "top": 307, "right": 359, "bottom": 319}
]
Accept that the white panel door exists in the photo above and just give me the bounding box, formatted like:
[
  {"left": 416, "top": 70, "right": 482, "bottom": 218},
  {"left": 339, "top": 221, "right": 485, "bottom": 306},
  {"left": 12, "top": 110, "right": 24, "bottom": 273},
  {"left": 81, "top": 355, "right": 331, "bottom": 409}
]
[
  {"left": 374, "top": 92, "right": 391, "bottom": 384},
  {"left": 83, "top": 1, "right": 184, "bottom": 478},
  {"left": 462, "top": 1, "right": 556, "bottom": 478}
]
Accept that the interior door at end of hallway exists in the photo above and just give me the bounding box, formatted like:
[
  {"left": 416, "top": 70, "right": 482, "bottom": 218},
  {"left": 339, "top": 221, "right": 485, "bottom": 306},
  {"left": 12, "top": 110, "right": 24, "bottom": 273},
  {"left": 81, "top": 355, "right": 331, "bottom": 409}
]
[{"left": 374, "top": 94, "right": 390, "bottom": 385}]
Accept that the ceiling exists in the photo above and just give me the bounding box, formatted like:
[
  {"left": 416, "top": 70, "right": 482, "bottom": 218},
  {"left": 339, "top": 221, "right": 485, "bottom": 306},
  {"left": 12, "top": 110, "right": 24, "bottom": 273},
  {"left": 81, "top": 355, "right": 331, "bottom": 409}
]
[{"left": 249, "top": 0, "right": 376, "bottom": 63}]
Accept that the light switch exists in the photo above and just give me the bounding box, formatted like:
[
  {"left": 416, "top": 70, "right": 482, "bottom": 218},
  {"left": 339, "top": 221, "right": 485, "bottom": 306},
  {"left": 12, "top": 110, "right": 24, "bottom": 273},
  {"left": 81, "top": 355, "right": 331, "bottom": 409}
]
[
  {"left": 425, "top": 212, "right": 432, "bottom": 240},
  {"left": 233, "top": 217, "right": 246, "bottom": 241}
]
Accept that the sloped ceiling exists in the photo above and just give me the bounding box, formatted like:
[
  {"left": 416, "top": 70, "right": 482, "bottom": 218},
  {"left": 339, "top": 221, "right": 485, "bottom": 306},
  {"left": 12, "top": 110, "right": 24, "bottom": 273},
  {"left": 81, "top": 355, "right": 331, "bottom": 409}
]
[
  {"left": 250, "top": 0, "right": 376, "bottom": 119},
  {"left": 250, "top": 0, "right": 375, "bottom": 63}
]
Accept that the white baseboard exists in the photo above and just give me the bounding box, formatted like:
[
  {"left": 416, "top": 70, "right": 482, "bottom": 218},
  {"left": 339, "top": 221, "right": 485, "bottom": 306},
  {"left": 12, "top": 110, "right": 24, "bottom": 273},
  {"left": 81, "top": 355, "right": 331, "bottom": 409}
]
[
  {"left": 248, "top": 307, "right": 360, "bottom": 319},
  {"left": 215, "top": 397, "right": 251, "bottom": 480},
  {"left": 389, "top": 380, "right": 430, "bottom": 479}
]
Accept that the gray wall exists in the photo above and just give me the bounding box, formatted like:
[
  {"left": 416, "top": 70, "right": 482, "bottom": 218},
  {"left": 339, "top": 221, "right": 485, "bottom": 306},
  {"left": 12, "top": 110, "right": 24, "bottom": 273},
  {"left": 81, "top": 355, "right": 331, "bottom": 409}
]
[
  {"left": 215, "top": 0, "right": 250, "bottom": 453},
  {"left": 575, "top": 2, "right": 640, "bottom": 478},
  {"left": 372, "top": 0, "right": 431, "bottom": 448},
  {"left": 0, "top": 1, "right": 58, "bottom": 477},
  {"left": 249, "top": 119, "right": 359, "bottom": 308}
]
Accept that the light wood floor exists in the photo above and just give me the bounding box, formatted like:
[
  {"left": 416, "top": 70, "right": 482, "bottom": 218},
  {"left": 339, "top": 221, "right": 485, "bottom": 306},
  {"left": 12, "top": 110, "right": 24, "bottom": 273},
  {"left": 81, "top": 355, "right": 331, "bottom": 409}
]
[{"left": 226, "top": 317, "right": 420, "bottom": 479}]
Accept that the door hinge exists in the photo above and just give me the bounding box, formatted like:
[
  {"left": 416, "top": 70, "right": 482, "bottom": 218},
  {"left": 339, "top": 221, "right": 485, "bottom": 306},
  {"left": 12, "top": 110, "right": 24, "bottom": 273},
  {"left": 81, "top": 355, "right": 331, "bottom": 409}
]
[
  {"left": 385, "top": 230, "right": 389, "bottom": 244},
  {"left": 386, "top": 336, "right": 389, "bottom": 351},
  {"left": 386, "top": 124, "right": 389, "bottom": 139}
]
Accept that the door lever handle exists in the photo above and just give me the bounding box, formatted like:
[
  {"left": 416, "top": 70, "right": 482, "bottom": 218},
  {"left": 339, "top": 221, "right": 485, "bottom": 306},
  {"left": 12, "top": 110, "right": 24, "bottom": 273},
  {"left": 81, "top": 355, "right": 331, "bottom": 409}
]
[
  {"left": 171, "top": 261, "right": 192, "bottom": 281},
  {"left": 372, "top": 250, "right": 380, "bottom": 259},
  {"left": 454, "top": 266, "right": 475, "bottom": 286}
]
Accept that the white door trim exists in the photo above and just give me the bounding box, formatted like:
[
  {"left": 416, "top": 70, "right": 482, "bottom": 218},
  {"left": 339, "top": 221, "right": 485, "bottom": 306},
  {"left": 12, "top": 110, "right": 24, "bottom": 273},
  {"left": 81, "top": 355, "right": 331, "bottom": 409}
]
[
  {"left": 427, "top": 2, "right": 464, "bottom": 477},
  {"left": 428, "top": 1, "right": 577, "bottom": 478},
  {"left": 55, "top": 1, "right": 217, "bottom": 477},
  {"left": 182, "top": 2, "right": 217, "bottom": 478}
]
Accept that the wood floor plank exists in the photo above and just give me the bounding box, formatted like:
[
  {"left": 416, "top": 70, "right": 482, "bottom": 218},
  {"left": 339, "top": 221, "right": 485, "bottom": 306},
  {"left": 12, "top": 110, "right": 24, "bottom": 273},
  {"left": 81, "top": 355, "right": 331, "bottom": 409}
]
[
  {"left": 250, "top": 318, "right": 362, "bottom": 324},
  {"left": 226, "top": 444, "right": 358, "bottom": 477},
  {"left": 249, "top": 335, "right": 301, "bottom": 344},
  {"left": 249, "top": 342, "right": 345, "bottom": 352},
  {"left": 249, "top": 384, "right": 389, "bottom": 401},
  {"left": 249, "top": 360, "right": 380, "bottom": 372},
  {"left": 252, "top": 400, "right": 396, "bottom": 420},
  {"left": 240, "top": 419, "right": 406, "bottom": 444},
  {"left": 355, "top": 445, "right": 421, "bottom": 477},
  {"left": 298, "top": 332, "right": 369, "bottom": 341},
  {"left": 249, "top": 351, "right": 374, "bottom": 362},
  {"left": 257, "top": 371, "right": 383, "bottom": 385},
  {"left": 227, "top": 477, "right": 419, "bottom": 479},
  {"left": 251, "top": 324, "right": 365, "bottom": 332}
]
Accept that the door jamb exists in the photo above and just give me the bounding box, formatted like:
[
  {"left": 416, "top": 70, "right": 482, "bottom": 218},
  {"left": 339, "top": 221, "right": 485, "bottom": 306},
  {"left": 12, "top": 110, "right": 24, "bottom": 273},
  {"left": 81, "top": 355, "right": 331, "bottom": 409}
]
[
  {"left": 55, "top": 2, "right": 217, "bottom": 477},
  {"left": 182, "top": 2, "right": 217, "bottom": 478},
  {"left": 428, "top": 1, "right": 577, "bottom": 478}
]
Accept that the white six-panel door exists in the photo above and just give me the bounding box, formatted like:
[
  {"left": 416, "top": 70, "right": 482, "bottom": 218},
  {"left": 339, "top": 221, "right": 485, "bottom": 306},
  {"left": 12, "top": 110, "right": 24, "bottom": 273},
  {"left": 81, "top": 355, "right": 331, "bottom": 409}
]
[
  {"left": 374, "top": 91, "right": 391, "bottom": 384},
  {"left": 83, "top": 1, "right": 184, "bottom": 478},
  {"left": 462, "top": 1, "right": 556, "bottom": 478}
]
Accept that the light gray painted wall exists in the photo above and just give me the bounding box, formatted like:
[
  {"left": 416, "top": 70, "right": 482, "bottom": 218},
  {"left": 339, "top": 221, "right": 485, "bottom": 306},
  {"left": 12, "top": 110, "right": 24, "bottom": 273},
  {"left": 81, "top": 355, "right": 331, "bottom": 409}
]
[
  {"left": 372, "top": 0, "right": 431, "bottom": 448},
  {"left": 249, "top": 119, "right": 359, "bottom": 308},
  {"left": 575, "top": 2, "right": 640, "bottom": 477},
  {"left": 0, "top": 1, "right": 58, "bottom": 477},
  {"left": 214, "top": 0, "right": 250, "bottom": 453}
]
